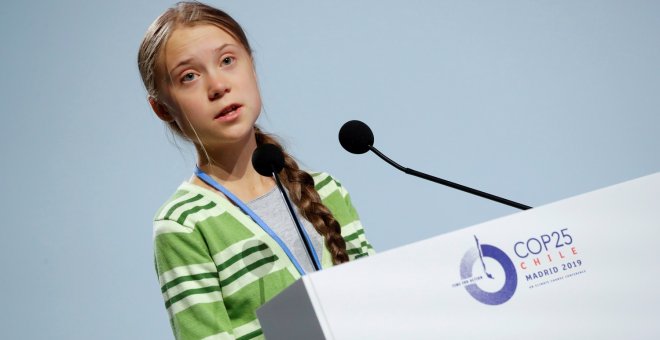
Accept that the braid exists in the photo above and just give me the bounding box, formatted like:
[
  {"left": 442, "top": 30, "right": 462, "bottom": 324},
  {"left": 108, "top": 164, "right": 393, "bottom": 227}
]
[{"left": 254, "top": 126, "right": 349, "bottom": 265}]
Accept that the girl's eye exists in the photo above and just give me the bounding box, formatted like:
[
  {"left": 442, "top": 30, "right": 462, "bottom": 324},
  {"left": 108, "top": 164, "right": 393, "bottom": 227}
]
[
  {"left": 181, "top": 72, "right": 197, "bottom": 83},
  {"left": 221, "top": 56, "right": 235, "bottom": 66}
]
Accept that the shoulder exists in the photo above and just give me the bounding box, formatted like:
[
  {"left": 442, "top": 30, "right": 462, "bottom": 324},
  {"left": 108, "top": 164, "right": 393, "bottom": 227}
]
[
  {"left": 308, "top": 171, "right": 350, "bottom": 201},
  {"left": 308, "top": 171, "right": 360, "bottom": 225},
  {"left": 309, "top": 171, "right": 374, "bottom": 257},
  {"left": 152, "top": 182, "right": 229, "bottom": 236}
]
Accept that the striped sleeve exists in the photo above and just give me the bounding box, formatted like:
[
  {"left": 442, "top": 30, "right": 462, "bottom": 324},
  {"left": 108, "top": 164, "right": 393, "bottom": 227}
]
[
  {"left": 154, "top": 219, "right": 236, "bottom": 340},
  {"left": 340, "top": 191, "right": 376, "bottom": 259},
  {"left": 313, "top": 172, "right": 375, "bottom": 259}
]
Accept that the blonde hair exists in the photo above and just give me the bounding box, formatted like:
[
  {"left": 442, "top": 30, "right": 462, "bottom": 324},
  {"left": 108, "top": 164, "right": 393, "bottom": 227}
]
[{"left": 137, "top": 1, "right": 349, "bottom": 265}]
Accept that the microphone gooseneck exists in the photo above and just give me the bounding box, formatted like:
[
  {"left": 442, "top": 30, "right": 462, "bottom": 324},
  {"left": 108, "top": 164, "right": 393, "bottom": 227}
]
[
  {"left": 338, "top": 120, "right": 532, "bottom": 211},
  {"left": 251, "top": 144, "right": 321, "bottom": 272}
]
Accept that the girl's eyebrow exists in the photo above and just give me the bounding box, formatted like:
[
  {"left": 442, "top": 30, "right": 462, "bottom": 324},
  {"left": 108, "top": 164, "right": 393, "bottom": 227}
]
[{"left": 168, "top": 43, "right": 237, "bottom": 76}]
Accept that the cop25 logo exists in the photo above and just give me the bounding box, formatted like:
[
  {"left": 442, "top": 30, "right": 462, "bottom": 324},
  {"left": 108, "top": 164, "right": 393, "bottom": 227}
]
[{"left": 460, "top": 236, "right": 518, "bottom": 305}]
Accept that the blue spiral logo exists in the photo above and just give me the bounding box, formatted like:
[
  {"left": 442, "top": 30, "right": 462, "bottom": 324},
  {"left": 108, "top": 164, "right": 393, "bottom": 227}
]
[{"left": 460, "top": 237, "right": 517, "bottom": 305}]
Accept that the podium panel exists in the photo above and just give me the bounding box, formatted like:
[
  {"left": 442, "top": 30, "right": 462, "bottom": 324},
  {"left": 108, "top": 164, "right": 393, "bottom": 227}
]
[{"left": 258, "top": 173, "right": 660, "bottom": 339}]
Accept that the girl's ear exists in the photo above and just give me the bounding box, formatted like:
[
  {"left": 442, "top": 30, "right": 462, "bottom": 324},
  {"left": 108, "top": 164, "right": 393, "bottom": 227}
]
[{"left": 149, "top": 97, "right": 175, "bottom": 122}]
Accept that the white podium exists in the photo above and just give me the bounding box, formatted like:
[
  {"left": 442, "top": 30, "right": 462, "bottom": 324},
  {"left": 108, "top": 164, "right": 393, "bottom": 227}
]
[{"left": 257, "top": 173, "right": 660, "bottom": 339}]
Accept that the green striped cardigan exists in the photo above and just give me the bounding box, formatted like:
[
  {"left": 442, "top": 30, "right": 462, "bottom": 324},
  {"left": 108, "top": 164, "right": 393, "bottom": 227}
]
[{"left": 153, "top": 172, "right": 375, "bottom": 340}]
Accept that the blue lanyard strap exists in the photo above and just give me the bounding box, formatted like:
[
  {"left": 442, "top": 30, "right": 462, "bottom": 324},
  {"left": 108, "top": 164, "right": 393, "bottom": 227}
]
[{"left": 194, "top": 167, "right": 321, "bottom": 275}]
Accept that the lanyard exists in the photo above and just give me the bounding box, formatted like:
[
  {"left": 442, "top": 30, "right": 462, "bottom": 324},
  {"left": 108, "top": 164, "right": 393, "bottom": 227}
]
[{"left": 194, "top": 167, "right": 321, "bottom": 275}]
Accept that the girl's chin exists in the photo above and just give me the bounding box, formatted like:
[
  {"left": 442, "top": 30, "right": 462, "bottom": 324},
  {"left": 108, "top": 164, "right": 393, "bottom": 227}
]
[{"left": 204, "top": 130, "right": 258, "bottom": 148}]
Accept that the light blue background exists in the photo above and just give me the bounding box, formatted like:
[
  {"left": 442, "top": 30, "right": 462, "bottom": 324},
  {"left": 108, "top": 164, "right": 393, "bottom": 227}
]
[{"left": 1, "top": 1, "right": 658, "bottom": 338}]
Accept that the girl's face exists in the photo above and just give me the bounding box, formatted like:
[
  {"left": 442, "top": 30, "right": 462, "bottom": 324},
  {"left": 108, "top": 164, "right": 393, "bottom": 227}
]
[{"left": 154, "top": 24, "right": 262, "bottom": 148}]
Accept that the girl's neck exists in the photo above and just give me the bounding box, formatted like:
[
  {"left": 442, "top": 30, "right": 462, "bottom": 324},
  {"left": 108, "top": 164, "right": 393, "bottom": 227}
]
[{"left": 192, "top": 132, "right": 274, "bottom": 202}]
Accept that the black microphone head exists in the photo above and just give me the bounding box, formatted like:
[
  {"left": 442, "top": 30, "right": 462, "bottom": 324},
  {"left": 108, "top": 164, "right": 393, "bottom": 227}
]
[
  {"left": 338, "top": 120, "right": 374, "bottom": 154},
  {"left": 252, "top": 143, "right": 285, "bottom": 177}
]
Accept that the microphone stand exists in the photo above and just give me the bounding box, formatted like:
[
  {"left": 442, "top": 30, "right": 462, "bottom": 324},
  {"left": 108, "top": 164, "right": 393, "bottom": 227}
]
[
  {"left": 368, "top": 146, "right": 532, "bottom": 210},
  {"left": 269, "top": 167, "right": 321, "bottom": 272}
]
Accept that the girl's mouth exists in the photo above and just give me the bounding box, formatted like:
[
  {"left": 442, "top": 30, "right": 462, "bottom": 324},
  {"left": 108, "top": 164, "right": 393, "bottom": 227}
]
[{"left": 216, "top": 104, "right": 242, "bottom": 121}]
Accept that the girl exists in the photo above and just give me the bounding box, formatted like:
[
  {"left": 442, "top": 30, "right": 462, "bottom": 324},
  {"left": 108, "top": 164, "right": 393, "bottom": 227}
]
[{"left": 137, "top": 2, "right": 374, "bottom": 339}]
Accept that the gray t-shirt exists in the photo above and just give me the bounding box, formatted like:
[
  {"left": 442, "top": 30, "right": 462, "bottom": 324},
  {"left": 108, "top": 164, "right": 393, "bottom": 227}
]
[{"left": 246, "top": 186, "right": 324, "bottom": 273}]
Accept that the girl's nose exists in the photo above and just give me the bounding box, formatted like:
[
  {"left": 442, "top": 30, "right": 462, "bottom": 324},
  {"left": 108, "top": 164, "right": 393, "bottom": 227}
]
[{"left": 207, "top": 72, "right": 229, "bottom": 100}]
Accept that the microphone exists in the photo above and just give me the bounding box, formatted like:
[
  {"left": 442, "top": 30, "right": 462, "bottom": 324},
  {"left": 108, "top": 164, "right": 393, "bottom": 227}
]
[
  {"left": 251, "top": 144, "right": 321, "bottom": 271},
  {"left": 338, "top": 120, "right": 374, "bottom": 154},
  {"left": 252, "top": 143, "right": 285, "bottom": 176},
  {"left": 338, "top": 120, "right": 532, "bottom": 210}
]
